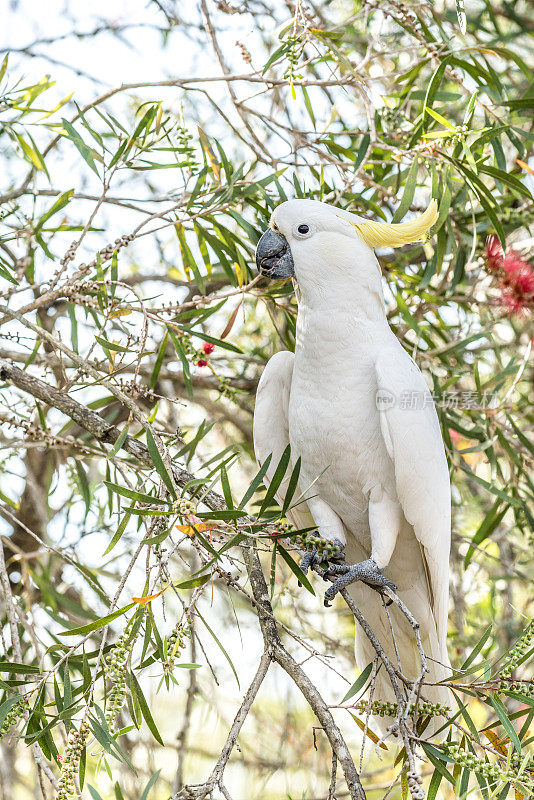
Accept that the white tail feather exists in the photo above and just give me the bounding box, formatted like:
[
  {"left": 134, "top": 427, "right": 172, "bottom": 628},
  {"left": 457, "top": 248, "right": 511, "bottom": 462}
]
[{"left": 348, "top": 584, "right": 451, "bottom": 741}]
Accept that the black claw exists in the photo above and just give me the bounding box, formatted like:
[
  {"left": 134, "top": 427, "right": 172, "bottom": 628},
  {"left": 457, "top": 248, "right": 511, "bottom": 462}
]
[{"left": 299, "top": 550, "right": 317, "bottom": 575}]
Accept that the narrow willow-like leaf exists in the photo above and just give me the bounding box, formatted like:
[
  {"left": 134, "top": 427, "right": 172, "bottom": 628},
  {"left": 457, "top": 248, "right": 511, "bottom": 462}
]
[
  {"left": 277, "top": 544, "right": 315, "bottom": 596},
  {"left": 259, "top": 445, "right": 291, "bottom": 516},
  {"left": 146, "top": 429, "right": 176, "bottom": 497},
  {"left": 341, "top": 663, "right": 373, "bottom": 703},
  {"left": 59, "top": 603, "right": 135, "bottom": 636},
  {"left": 461, "top": 624, "right": 493, "bottom": 669},
  {"left": 128, "top": 671, "right": 164, "bottom": 745}
]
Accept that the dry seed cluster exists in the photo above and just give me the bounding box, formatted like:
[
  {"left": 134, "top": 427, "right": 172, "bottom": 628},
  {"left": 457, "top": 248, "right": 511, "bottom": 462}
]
[
  {"left": 60, "top": 240, "right": 81, "bottom": 269},
  {"left": 405, "top": 770, "right": 424, "bottom": 800},
  {"left": 57, "top": 719, "right": 90, "bottom": 800},
  {"left": 50, "top": 233, "right": 135, "bottom": 291},
  {"left": 216, "top": 0, "right": 246, "bottom": 13},
  {"left": 382, "top": 0, "right": 461, "bottom": 81},
  {"left": 0, "top": 695, "right": 29, "bottom": 739},
  {"left": 235, "top": 40, "right": 252, "bottom": 64},
  {"left": 0, "top": 412, "right": 86, "bottom": 452},
  {"left": 116, "top": 378, "right": 156, "bottom": 404}
]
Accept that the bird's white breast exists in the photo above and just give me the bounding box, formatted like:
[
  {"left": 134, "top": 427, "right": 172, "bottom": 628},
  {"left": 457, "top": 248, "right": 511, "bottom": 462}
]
[{"left": 288, "top": 308, "right": 396, "bottom": 548}]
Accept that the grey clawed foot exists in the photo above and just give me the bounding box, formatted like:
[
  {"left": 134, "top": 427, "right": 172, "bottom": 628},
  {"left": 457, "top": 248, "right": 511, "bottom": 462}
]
[
  {"left": 297, "top": 536, "right": 345, "bottom": 587},
  {"left": 299, "top": 548, "right": 320, "bottom": 580},
  {"left": 323, "top": 558, "right": 397, "bottom": 607}
]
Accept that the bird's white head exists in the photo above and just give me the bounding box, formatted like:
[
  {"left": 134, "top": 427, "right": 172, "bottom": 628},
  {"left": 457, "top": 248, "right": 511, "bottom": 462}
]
[{"left": 255, "top": 198, "right": 437, "bottom": 309}]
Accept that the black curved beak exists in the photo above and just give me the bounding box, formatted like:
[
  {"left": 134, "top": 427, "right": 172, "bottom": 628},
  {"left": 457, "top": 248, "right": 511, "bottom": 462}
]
[{"left": 255, "top": 228, "right": 295, "bottom": 280}]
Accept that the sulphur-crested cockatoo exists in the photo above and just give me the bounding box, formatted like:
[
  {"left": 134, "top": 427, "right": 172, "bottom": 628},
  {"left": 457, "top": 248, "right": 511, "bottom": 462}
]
[{"left": 253, "top": 198, "right": 451, "bottom": 731}]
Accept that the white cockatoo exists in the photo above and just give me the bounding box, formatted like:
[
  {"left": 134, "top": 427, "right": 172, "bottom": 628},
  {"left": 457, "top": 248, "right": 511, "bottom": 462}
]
[{"left": 252, "top": 198, "right": 451, "bottom": 731}]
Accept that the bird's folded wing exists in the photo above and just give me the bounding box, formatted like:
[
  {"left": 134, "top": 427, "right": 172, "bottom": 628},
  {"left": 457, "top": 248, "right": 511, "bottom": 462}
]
[
  {"left": 253, "top": 351, "right": 315, "bottom": 530},
  {"left": 375, "top": 348, "right": 451, "bottom": 642}
]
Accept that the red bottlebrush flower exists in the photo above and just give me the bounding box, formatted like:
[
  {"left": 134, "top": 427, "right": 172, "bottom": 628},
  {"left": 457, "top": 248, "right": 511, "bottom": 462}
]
[
  {"left": 196, "top": 359, "right": 208, "bottom": 367},
  {"left": 498, "top": 252, "right": 534, "bottom": 315},
  {"left": 202, "top": 341, "right": 215, "bottom": 355},
  {"left": 485, "top": 235, "right": 504, "bottom": 272},
  {"left": 448, "top": 429, "right": 462, "bottom": 445}
]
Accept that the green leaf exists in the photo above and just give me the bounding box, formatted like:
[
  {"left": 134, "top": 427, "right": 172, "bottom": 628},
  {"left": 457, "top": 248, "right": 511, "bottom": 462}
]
[
  {"left": 107, "top": 425, "right": 130, "bottom": 459},
  {"left": 489, "top": 696, "right": 521, "bottom": 753},
  {"left": 301, "top": 86, "right": 316, "bottom": 129},
  {"left": 461, "top": 624, "right": 493, "bottom": 669},
  {"left": 67, "top": 303, "right": 78, "bottom": 353},
  {"left": 183, "top": 327, "right": 243, "bottom": 354},
  {"left": 103, "top": 482, "right": 169, "bottom": 506},
  {"left": 262, "top": 42, "right": 289, "bottom": 74},
  {"left": 0, "top": 54, "right": 8, "bottom": 84},
  {"left": 433, "top": 181, "right": 452, "bottom": 234},
  {"left": 463, "top": 501, "right": 508, "bottom": 567},
  {"left": 139, "top": 771, "right": 161, "bottom": 800},
  {"left": 282, "top": 457, "right": 302, "bottom": 514},
  {"left": 61, "top": 119, "right": 100, "bottom": 176},
  {"left": 427, "top": 766, "right": 443, "bottom": 800},
  {"left": 90, "top": 710, "right": 137, "bottom": 772},
  {"left": 220, "top": 463, "right": 234, "bottom": 509},
  {"left": 196, "top": 510, "right": 246, "bottom": 521},
  {"left": 103, "top": 512, "right": 131, "bottom": 556},
  {"left": 392, "top": 158, "right": 419, "bottom": 223},
  {"left": 34, "top": 190, "right": 73, "bottom": 233},
  {"left": 259, "top": 445, "right": 291, "bottom": 516},
  {"left": 239, "top": 455, "right": 272, "bottom": 510},
  {"left": 128, "top": 671, "right": 164, "bottom": 745},
  {"left": 425, "top": 107, "right": 455, "bottom": 130},
  {"left": 146, "top": 429, "right": 176, "bottom": 497},
  {"left": 59, "top": 603, "right": 135, "bottom": 636},
  {"left": 277, "top": 544, "right": 315, "bottom": 596},
  {"left": 420, "top": 744, "right": 455, "bottom": 785},
  {"left": 75, "top": 459, "right": 91, "bottom": 514},
  {"left": 14, "top": 131, "right": 49, "bottom": 176},
  {"left": 150, "top": 331, "right": 168, "bottom": 389},
  {"left": 341, "top": 663, "right": 373, "bottom": 703},
  {"left": 0, "top": 661, "right": 41, "bottom": 674},
  {"left": 174, "top": 574, "right": 211, "bottom": 590},
  {"left": 79, "top": 746, "right": 86, "bottom": 789},
  {"left": 167, "top": 328, "right": 193, "bottom": 399},
  {"left": 354, "top": 134, "right": 370, "bottom": 170},
  {"left": 197, "top": 610, "right": 240, "bottom": 687},
  {"left": 95, "top": 336, "right": 130, "bottom": 353}
]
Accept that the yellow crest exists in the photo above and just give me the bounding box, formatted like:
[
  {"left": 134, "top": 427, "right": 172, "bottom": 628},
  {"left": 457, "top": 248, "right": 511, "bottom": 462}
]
[{"left": 344, "top": 200, "right": 438, "bottom": 249}]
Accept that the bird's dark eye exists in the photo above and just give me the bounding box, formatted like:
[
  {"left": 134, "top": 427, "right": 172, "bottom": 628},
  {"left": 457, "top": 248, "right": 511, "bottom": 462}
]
[{"left": 297, "top": 224, "right": 310, "bottom": 234}]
